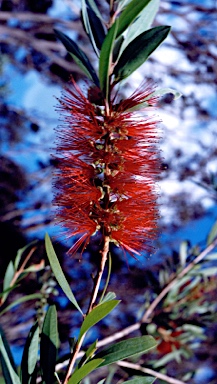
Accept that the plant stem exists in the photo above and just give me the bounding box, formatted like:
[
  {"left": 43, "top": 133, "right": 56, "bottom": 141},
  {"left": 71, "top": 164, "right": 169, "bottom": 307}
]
[
  {"left": 100, "top": 251, "right": 112, "bottom": 303},
  {"left": 10, "top": 246, "right": 37, "bottom": 287},
  {"left": 88, "top": 236, "right": 110, "bottom": 312},
  {"left": 63, "top": 236, "right": 110, "bottom": 383},
  {"left": 63, "top": 333, "right": 86, "bottom": 384},
  {"left": 118, "top": 361, "right": 186, "bottom": 384}
]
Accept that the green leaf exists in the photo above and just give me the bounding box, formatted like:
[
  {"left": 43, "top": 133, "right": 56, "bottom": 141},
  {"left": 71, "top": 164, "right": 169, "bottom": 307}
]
[
  {"left": 204, "top": 252, "right": 217, "bottom": 261},
  {"left": 0, "top": 335, "right": 20, "bottom": 384},
  {"left": 123, "top": 87, "right": 181, "bottom": 113},
  {"left": 78, "top": 340, "right": 98, "bottom": 368},
  {"left": 0, "top": 293, "right": 42, "bottom": 316},
  {"left": 85, "top": 340, "right": 98, "bottom": 360},
  {"left": 207, "top": 219, "right": 217, "bottom": 245},
  {"left": 93, "top": 336, "right": 157, "bottom": 367},
  {"left": 78, "top": 300, "right": 120, "bottom": 342},
  {"left": 0, "top": 286, "right": 19, "bottom": 299},
  {"left": 45, "top": 233, "right": 83, "bottom": 315},
  {"left": 40, "top": 306, "right": 59, "bottom": 384},
  {"left": 68, "top": 359, "right": 104, "bottom": 384},
  {"left": 100, "top": 292, "right": 116, "bottom": 304},
  {"left": 113, "top": 35, "right": 125, "bottom": 62},
  {"left": 191, "top": 266, "right": 217, "bottom": 277},
  {"left": 0, "top": 326, "right": 17, "bottom": 384},
  {"left": 22, "top": 261, "right": 45, "bottom": 274},
  {"left": 20, "top": 322, "right": 39, "bottom": 384},
  {"left": 179, "top": 241, "right": 189, "bottom": 267},
  {"left": 149, "top": 87, "right": 182, "bottom": 100},
  {"left": 153, "top": 349, "right": 182, "bottom": 368},
  {"left": 86, "top": 0, "right": 104, "bottom": 21},
  {"left": 54, "top": 29, "right": 99, "bottom": 86},
  {"left": 114, "top": 26, "right": 171, "bottom": 81},
  {"left": 99, "top": 20, "right": 119, "bottom": 98},
  {"left": 69, "top": 337, "right": 77, "bottom": 353},
  {"left": 120, "top": 0, "right": 160, "bottom": 56},
  {"left": 116, "top": 0, "right": 132, "bottom": 12},
  {"left": 116, "top": 0, "right": 153, "bottom": 38},
  {"left": 123, "top": 377, "right": 156, "bottom": 384},
  {"left": 82, "top": 0, "right": 105, "bottom": 53},
  {"left": 182, "top": 324, "right": 204, "bottom": 335},
  {"left": 3, "top": 261, "right": 14, "bottom": 294},
  {"left": 14, "top": 241, "right": 37, "bottom": 270}
]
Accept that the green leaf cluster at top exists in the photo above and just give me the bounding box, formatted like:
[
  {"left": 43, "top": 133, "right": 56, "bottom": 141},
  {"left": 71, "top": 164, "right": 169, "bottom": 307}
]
[{"left": 55, "top": 0, "right": 171, "bottom": 99}]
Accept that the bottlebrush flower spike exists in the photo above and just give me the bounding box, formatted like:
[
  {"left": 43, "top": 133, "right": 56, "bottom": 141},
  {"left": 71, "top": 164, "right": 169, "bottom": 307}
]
[{"left": 54, "top": 79, "right": 161, "bottom": 257}]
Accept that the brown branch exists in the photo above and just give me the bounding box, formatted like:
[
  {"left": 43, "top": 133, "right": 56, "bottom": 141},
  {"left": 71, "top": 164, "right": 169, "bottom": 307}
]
[
  {"left": 88, "top": 236, "right": 109, "bottom": 312},
  {"left": 142, "top": 236, "right": 217, "bottom": 323},
  {"left": 118, "top": 361, "right": 186, "bottom": 384}
]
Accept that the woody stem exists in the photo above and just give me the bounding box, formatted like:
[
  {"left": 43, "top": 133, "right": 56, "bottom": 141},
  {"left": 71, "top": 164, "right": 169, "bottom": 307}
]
[
  {"left": 88, "top": 235, "right": 110, "bottom": 312},
  {"left": 63, "top": 236, "right": 110, "bottom": 383}
]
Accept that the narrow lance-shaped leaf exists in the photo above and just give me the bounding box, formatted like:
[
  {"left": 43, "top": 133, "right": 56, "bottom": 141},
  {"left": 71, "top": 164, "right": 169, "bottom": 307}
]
[
  {"left": 78, "top": 340, "right": 98, "bottom": 368},
  {"left": 0, "top": 326, "right": 17, "bottom": 384},
  {"left": 82, "top": 0, "right": 105, "bottom": 53},
  {"left": 116, "top": 0, "right": 132, "bottom": 12},
  {"left": 114, "top": 26, "right": 171, "bottom": 81},
  {"left": 68, "top": 359, "right": 104, "bottom": 384},
  {"left": 99, "top": 19, "right": 119, "bottom": 98},
  {"left": 3, "top": 261, "right": 14, "bottom": 294},
  {"left": 0, "top": 286, "right": 17, "bottom": 299},
  {"left": 21, "top": 260, "right": 45, "bottom": 273},
  {"left": 14, "top": 241, "right": 37, "bottom": 271},
  {"left": 207, "top": 219, "right": 217, "bottom": 245},
  {"left": 93, "top": 336, "right": 157, "bottom": 367},
  {"left": 0, "top": 335, "right": 21, "bottom": 384},
  {"left": 204, "top": 252, "right": 217, "bottom": 261},
  {"left": 45, "top": 233, "right": 83, "bottom": 315},
  {"left": 2, "top": 261, "right": 14, "bottom": 304},
  {"left": 40, "top": 306, "right": 59, "bottom": 384},
  {"left": 87, "top": 6, "right": 106, "bottom": 50},
  {"left": 0, "top": 293, "right": 42, "bottom": 316},
  {"left": 81, "top": 2, "right": 98, "bottom": 56},
  {"left": 179, "top": 240, "right": 189, "bottom": 267},
  {"left": 100, "top": 292, "right": 116, "bottom": 304},
  {"left": 86, "top": 0, "right": 104, "bottom": 21},
  {"left": 78, "top": 300, "right": 120, "bottom": 341},
  {"left": 113, "top": 35, "right": 125, "bottom": 63},
  {"left": 20, "top": 322, "right": 39, "bottom": 384},
  {"left": 120, "top": 0, "right": 160, "bottom": 56},
  {"left": 126, "top": 87, "right": 182, "bottom": 112},
  {"left": 116, "top": 0, "right": 153, "bottom": 38},
  {"left": 54, "top": 29, "right": 99, "bottom": 86},
  {"left": 149, "top": 87, "right": 182, "bottom": 100}
]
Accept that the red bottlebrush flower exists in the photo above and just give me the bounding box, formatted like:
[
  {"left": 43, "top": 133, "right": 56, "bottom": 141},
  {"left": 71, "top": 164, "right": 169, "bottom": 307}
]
[{"left": 54, "top": 79, "right": 161, "bottom": 257}]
